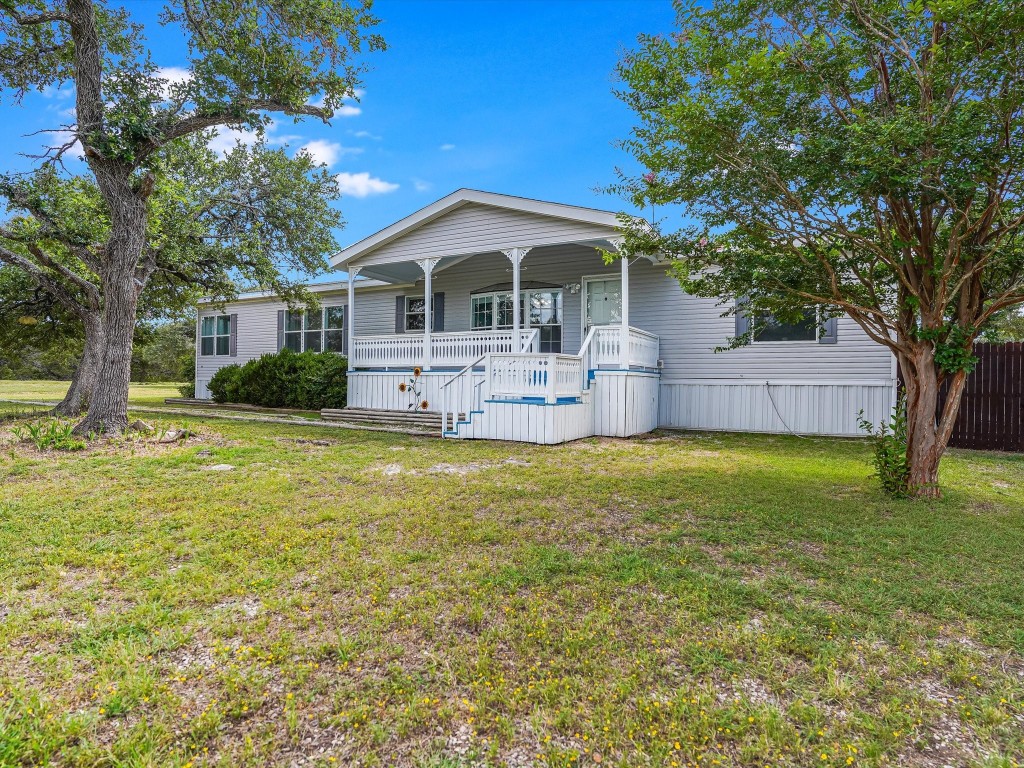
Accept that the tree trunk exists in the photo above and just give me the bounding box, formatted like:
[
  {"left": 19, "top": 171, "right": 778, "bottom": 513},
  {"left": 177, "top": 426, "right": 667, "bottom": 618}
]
[
  {"left": 53, "top": 312, "right": 104, "bottom": 417},
  {"left": 900, "top": 343, "right": 968, "bottom": 499},
  {"left": 74, "top": 183, "right": 148, "bottom": 436}
]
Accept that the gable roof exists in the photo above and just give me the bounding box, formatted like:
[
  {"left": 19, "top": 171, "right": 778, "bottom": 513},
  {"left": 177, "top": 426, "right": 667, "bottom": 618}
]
[{"left": 330, "top": 189, "right": 633, "bottom": 274}]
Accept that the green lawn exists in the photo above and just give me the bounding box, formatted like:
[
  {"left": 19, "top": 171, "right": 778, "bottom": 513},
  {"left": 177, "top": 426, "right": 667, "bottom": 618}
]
[
  {"left": 0, "top": 379, "right": 185, "bottom": 408},
  {"left": 1, "top": 413, "right": 1022, "bottom": 768}
]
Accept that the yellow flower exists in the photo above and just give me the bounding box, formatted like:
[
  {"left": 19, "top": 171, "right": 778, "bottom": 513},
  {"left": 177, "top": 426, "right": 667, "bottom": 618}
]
[
  {"left": 412, "top": 366, "right": 422, "bottom": 377},
  {"left": 420, "top": 400, "right": 429, "bottom": 410},
  {"left": 398, "top": 382, "right": 407, "bottom": 392}
]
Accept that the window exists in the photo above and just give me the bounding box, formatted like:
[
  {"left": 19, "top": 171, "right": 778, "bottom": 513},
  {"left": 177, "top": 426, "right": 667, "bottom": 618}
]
[
  {"left": 201, "top": 315, "right": 230, "bottom": 356},
  {"left": 404, "top": 297, "right": 438, "bottom": 332},
  {"left": 405, "top": 297, "right": 426, "bottom": 331},
  {"left": 753, "top": 309, "right": 818, "bottom": 342},
  {"left": 471, "top": 288, "right": 562, "bottom": 353},
  {"left": 471, "top": 295, "right": 493, "bottom": 329},
  {"left": 284, "top": 307, "right": 345, "bottom": 353}
]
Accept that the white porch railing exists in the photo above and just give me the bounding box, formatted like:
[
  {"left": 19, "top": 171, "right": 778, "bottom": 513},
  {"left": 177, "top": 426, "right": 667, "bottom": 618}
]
[
  {"left": 590, "top": 326, "right": 660, "bottom": 369},
  {"left": 352, "top": 329, "right": 538, "bottom": 368},
  {"left": 489, "top": 354, "right": 584, "bottom": 401}
]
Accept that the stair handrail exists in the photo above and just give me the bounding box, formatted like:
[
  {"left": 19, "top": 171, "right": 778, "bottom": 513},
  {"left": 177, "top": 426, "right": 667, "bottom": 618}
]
[
  {"left": 440, "top": 354, "right": 487, "bottom": 436},
  {"left": 577, "top": 326, "right": 599, "bottom": 389}
]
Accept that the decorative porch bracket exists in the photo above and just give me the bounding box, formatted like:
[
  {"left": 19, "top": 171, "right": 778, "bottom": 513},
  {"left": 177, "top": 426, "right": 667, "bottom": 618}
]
[
  {"left": 608, "top": 236, "right": 630, "bottom": 370},
  {"left": 500, "top": 247, "right": 532, "bottom": 342},
  {"left": 346, "top": 266, "right": 362, "bottom": 371},
  {"left": 417, "top": 257, "right": 441, "bottom": 370}
]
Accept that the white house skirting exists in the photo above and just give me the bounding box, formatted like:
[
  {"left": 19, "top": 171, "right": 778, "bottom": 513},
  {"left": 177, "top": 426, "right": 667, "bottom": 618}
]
[{"left": 658, "top": 380, "right": 897, "bottom": 437}]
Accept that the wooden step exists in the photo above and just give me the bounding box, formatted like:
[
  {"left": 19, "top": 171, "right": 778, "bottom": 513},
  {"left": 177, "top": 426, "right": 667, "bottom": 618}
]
[{"left": 320, "top": 407, "right": 443, "bottom": 433}]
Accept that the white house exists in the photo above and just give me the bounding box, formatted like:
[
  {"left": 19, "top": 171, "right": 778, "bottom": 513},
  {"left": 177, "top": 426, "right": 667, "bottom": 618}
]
[{"left": 195, "top": 189, "right": 896, "bottom": 443}]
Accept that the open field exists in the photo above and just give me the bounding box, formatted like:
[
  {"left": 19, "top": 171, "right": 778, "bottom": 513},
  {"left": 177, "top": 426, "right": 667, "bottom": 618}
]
[
  {"left": 1, "top": 412, "right": 1022, "bottom": 767},
  {"left": 0, "top": 380, "right": 185, "bottom": 408}
]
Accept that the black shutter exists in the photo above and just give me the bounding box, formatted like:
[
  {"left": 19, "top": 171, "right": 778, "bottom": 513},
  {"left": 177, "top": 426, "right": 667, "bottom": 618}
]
[
  {"left": 277, "top": 309, "right": 285, "bottom": 351},
  {"left": 342, "top": 304, "right": 349, "bottom": 355},
  {"left": 432, "top": 292, "right": 445, "bottom": 332},
  {"left": 395, "top": 296, "right": 405, "bottom": 333},
  {"left": 820, "top": 316, "right": 838, "bottom": 344},
  {"left": 734, "top": 297, "right": 751, "bottom": 340},
  {"left": 229, "top": 313, "right": 238, "bottom": 357}
]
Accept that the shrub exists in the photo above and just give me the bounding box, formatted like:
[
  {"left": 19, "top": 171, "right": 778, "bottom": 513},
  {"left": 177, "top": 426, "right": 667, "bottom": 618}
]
[
  {"left": 178, "top": 382, "right": 196, "bottom": 398},
  {"left": 208, "top": 364, "right": 243, "bottom": 404},
  {"left": 858, "top": 397, "right": 911, "bottom": 498},
  {"left": 207, "top": 350, "right": 347, "bottom": 410}
]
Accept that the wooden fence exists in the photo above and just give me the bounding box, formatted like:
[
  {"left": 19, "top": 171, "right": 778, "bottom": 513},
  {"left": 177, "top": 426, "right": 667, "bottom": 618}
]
[{"left": 936, "top": 343, "right": 1024, "bottom": 452}]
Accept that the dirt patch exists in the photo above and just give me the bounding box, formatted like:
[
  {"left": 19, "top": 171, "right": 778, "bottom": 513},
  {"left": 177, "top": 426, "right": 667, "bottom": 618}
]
[{"left": 378, "top": 458, "right": 531, "bottom": 476}]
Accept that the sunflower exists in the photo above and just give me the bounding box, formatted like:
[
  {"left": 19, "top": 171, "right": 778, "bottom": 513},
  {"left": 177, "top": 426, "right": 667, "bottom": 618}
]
[
  {"left": 412, "top": 367, "right": 422, "bottom": 377},
  {"left": 398, "top": 382, "right": 407, "bottom": 392},
  {"left": 420, "top": 400, "right": 429, "bottom": 410}
]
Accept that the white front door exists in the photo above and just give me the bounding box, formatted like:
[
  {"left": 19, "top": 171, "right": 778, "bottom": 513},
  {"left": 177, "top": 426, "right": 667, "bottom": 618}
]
[{"left": 584, "top": 277, "right": 622, "bottom": 331}]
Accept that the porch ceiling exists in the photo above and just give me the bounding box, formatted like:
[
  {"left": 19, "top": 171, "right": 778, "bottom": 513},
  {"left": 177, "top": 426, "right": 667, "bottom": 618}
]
[{"left": 353, "top": 243, "right": 609, "bottom": 285}]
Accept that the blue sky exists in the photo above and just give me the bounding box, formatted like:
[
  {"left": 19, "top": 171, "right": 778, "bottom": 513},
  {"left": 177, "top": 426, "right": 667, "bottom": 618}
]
[{"left": 3, "top": 0, "right": 679, "bottom": 282}]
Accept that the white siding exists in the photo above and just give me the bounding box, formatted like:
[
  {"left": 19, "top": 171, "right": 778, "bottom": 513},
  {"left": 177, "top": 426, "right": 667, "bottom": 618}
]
[
  {"left": 357, "top": 203, "right": 617, "bottom": 266},
  {"left": 626, "top": 258, "right": 894, "bottom": 382},
  {"left": 195, "top": 293, "right": 346, "bottom": 398}
]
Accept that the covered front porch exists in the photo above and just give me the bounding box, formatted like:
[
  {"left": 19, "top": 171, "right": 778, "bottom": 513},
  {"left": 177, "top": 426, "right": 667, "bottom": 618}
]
[{"left": 333, "top": 189, "right": 662, "bottom": 442}]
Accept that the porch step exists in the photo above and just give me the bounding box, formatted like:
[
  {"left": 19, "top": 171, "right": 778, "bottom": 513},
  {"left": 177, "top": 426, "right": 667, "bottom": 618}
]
[{"left": 320, "top": 407, "right": 443, "bottom": 434}]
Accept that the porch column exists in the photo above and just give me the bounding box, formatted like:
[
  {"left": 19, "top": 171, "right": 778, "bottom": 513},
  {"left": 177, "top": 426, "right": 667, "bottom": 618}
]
[
  {"left": 417, "top": 257, "right": 440, "bottom": 370},
  {"left": 501, "top": 247, "right": 531, "bottom": 349},
  {"left": 614, "top": 237, "right": 630, "bottom": 370},
  {"left": 346, "top": 266, "right": 361, "bottom": 371}
]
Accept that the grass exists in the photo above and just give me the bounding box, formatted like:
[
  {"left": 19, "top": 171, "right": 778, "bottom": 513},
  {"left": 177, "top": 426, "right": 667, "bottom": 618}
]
[
  {"left": 0, "top": 413, "right": 1022, "bottom": 767},
  {"left": 0, "top": 380, "right": 323, "bottom": 422},
  {"left": 0, "top": 379, "right": 184, "bottom": 408}
]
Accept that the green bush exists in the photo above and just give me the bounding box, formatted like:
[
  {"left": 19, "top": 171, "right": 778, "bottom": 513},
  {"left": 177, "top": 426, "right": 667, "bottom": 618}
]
[
  {"left": 178, "top": 382, "right": 196, "bottom": 398},
  {"left": 858, "top": 397, "right": 911, "bottom": 498},
  {"left": 207, "top": 364, "right": 243, "bottom": 404},
  {"left": 207, "top": 350, "right": 347, "bottom": 410}
]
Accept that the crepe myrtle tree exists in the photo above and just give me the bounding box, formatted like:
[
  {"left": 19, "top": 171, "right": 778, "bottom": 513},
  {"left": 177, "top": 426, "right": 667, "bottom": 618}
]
[
  {"left": 0, "top": 134, "right": 343, "bottom": 417},
  {"left": 0, "top": 0, "right": 382, "bottom": 434},
  {"left": 614, "top": 0, "right": 1024, "bottom": 498}
]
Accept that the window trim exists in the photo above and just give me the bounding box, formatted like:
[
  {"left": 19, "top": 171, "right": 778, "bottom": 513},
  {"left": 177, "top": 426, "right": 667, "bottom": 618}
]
[
  {"left": 283, "top": 305, "right": 346, "bottom": 353},
  {"left": 200, "top": 314, "right": 231, "bottom": 357}
]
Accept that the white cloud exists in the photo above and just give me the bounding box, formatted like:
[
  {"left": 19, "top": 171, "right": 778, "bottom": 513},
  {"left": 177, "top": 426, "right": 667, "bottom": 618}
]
[
  {"left": 352, "top": 130, "right": 381, "bottom": 140},
  {"left": 299, "top": 139, "right": 362, "bottom": 167},
  {"left": 206, "top": 120, "right": 302, "bottom": 156},
  {"left": 334, "top": 103, "right": 361, "bottom": 117},
  {"left": 439, "top": 143, "right": 455, "bottom": 151},
  {"left": 335, "top": 172, "right": 398, "bottom": 198},
  {"left": 309, "top": 88, "right": 365, "bottom": 117},
  {"left": 45, "top": 127, "right": 83, "bottom": 158},
  {"left": 153, "top": 66, "right": 193, "bottom": 100},
  {"left": 156, "top": 66, "right": 192, "bottom": 86},
  {"left": 42, "top": 83, "right": 75, "bottom": 100},
  {"left": 412, "top": 178, "right": 432, "bottom": 192},
  {"left": 207, "top": 125, "right": 261, "bottom": 156}
]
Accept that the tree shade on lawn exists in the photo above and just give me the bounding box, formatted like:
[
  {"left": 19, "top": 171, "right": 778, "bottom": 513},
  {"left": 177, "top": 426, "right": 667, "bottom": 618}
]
[{"left": 614, "top": 0, "right": 1024, "bottom": 497}]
